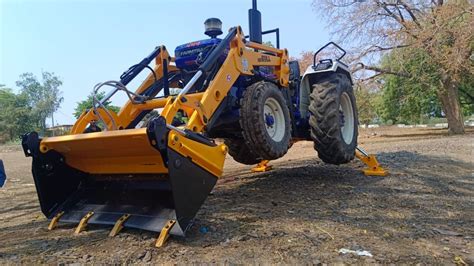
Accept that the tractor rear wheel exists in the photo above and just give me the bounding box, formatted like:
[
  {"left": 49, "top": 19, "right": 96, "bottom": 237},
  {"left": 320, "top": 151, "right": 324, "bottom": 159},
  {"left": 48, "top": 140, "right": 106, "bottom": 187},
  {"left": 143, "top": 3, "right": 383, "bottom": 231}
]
[
  {"left": 240, "top": 81, "right": 291, "bottom": 160},
  {"left": 309, "top": 73, "right": 358, "bottom": 164},
  {"left": 224, "top": 139, "right": 261, "bottom": 165}
]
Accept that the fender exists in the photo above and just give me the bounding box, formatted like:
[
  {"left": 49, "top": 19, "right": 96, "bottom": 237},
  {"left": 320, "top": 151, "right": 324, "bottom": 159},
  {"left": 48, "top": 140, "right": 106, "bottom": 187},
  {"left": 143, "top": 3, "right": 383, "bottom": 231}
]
[{"left": 299, "top": 60, "right": 353, "bottom": 120}]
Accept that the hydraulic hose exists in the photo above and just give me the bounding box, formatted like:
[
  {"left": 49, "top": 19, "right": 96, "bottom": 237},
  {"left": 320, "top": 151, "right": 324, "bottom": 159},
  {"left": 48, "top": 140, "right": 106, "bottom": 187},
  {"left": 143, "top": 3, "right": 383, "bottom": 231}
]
[{"left": 198, "top": 27, "right": 237, "bottom": 74}]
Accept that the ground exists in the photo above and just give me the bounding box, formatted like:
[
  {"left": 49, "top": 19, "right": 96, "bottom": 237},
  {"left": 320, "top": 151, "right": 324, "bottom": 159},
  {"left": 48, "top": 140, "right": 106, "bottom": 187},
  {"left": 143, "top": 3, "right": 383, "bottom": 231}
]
[{"left": 0, "top": 127, "right": 473, "bottom": 264}]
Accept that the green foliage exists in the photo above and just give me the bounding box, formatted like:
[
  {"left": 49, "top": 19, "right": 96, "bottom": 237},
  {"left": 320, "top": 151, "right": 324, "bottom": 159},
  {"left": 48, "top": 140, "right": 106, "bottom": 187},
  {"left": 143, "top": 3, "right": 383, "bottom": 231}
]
[
  {"left": 375, "top": 47, "right": 474, "bottom": 125},
  {"left": 139, "top": 110, "right": 160, "bottom": 127},
  {"left": 15, "top": 72, "right": 64, "bottom": 130},
  {"left": 0, "top": 85, "right": 32, "bottom": 141},
  {"left": 458, "top": 73, "right": 474, "bottom": 116},
  {"left": 263, "top": 41, "right": 274, "bottom": 48},
  {"left": 376, "top": 49, "right": 446, "bottom": 124},
  {"left": 73, "top": 91, "right": 121, "bottom": 119},
  {"left": 0, "top": 72, "right": 64, "bottom": 142},
  {"left": 355, "top": 87, "right": 380, "bottom": 125}
]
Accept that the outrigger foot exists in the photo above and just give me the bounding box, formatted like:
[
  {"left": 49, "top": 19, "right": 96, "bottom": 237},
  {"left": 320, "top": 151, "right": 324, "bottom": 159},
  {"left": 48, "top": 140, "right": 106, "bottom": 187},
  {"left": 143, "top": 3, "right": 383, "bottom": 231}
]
[
  {"left": 355, "top": 147, "right": 388, "bottom": 176},
  {"left": 251, "top": 160, "right": 272, "bottom": 172}
]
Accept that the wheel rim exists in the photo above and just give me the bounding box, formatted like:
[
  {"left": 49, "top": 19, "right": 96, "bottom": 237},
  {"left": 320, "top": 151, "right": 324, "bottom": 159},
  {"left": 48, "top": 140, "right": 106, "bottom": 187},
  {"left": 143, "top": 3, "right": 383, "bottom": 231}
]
[
  {"left": 340, "top": 92, "right": 355, "bottom": 144},
  {"left": 263, "top": 97, "right": 285, "bottom": 142}
]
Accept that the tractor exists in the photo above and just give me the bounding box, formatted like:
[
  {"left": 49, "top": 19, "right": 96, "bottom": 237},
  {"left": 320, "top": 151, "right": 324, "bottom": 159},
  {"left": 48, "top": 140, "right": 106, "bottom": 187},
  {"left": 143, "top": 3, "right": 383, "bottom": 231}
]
[{"left": 21, "top": 0, "right": 386, "bottom": 247}]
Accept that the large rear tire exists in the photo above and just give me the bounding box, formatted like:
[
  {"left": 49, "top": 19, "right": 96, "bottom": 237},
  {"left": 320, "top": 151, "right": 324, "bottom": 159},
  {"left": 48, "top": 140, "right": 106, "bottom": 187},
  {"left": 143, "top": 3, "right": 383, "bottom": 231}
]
[
  {"left": 309, "top": 73, "right": 358, "bottom": 164},
  {"left": 224, "top": 139, "right": 261, "bottom": 165},
  {"left": 240, "top": 81, "right": 291, "bottom": 160}
]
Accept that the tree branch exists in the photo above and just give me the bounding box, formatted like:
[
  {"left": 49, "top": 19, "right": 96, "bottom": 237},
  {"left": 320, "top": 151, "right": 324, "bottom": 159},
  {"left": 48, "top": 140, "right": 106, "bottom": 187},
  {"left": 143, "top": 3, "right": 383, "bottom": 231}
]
[
  {"left": 375, "top": 0, "right": 419, "bottom": 39},
  {"left": 358, "top": 72, "right": 384, "bottom": 82},
  {"left": 395, "top": 6, "right": 406, "bottom": 22},
  {"left": 399, "top": 1, "right": 422, "bottom": 28},
  {"left": 354, "top": 62, "right": 411, "bottom": 78},
  {"left": 356, "top": 44, "right": 411, "bottom": 59}
]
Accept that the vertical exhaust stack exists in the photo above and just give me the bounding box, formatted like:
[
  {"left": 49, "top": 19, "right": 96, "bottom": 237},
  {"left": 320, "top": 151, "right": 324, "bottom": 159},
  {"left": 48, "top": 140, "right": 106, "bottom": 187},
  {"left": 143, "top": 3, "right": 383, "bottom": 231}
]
[{"left": 249, "top": 0, "right": 262, "bottom": 43}]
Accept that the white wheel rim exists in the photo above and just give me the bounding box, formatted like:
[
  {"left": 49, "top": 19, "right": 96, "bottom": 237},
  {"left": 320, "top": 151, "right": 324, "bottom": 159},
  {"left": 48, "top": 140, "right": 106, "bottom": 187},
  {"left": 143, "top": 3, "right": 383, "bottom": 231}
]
[
  {"left": 263, "top": 97, "right": 285, "bottom": 142},
  {"left": 340, "top": 92, "right": 354, "bottom": 144}
]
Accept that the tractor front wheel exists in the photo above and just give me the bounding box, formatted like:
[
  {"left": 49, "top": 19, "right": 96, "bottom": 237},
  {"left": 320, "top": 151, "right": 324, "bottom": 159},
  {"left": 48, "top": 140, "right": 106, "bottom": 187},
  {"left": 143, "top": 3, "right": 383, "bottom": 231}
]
[
  {"left": 224, "top": 139, "right": 262, "bottom": 165},
  {"left": 309, "top": 73, "right": 358, "bottom": 164},
  {"left": 240, "top": 81, "right": 291, "bottom": 160}
]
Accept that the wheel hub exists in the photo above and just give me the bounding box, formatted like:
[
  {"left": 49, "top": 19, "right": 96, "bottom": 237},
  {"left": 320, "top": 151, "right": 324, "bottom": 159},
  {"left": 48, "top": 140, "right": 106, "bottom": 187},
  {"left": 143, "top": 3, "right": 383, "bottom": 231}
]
[
  {"left": 339, "top": 110, "right": 345, "bottom": 127},
  {"left": 263, "top": 97, "right": 285, "bottom": 142},
  {"left": 265, "top": 113, "right": 275, "bottom": 127}
]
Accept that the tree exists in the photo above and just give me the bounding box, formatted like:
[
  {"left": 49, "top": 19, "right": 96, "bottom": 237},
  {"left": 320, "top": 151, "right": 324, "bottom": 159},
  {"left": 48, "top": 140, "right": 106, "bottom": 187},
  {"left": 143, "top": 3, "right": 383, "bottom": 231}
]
[
  {"left": 290, "top": 50, "right": 333, "bottom": 73},
  {"left": 73, "top": 91, "right": 121, "bottom": 119},
  {"left": 355, "top": 84, "right": 381, "bottom": 125},
  {"left": 0, "top": 85, "right": 32, "bottom": 141},
  {"left": 263, "top": 41, "right": 275, "bottom": 48},
  {"left": 291, "top": 51, "right": 314, "bottom": 73},
  {"left": 315, "top": 0, "right": 473, "bottom": 134},
  {"left": 15, "top": 72, "right": 64, "bottom": 130},
  {"left": 375, "top": 48, "right": 444, "bottom": 124}
]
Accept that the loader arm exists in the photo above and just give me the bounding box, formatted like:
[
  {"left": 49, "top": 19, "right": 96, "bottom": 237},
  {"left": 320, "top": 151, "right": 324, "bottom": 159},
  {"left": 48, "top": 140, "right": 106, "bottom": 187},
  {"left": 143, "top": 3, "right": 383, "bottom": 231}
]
[
  {"left": 21, "top": 25, "right": 290, "bottom": 237},
  {"left": 70, "top": 46, "right": 180, "bottom": 134}
]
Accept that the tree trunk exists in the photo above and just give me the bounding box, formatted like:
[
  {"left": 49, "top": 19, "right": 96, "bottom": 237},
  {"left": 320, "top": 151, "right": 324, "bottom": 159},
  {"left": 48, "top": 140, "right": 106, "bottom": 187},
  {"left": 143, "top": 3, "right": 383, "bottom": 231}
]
[{"left": 438, "top": 75, "right": 464, "bottom": 134}]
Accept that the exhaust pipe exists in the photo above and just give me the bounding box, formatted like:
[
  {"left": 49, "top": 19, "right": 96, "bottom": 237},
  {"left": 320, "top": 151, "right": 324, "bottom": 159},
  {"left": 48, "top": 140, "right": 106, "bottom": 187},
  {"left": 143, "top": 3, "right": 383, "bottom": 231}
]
[{"left": 249, "top": 0, "right": 262, "bottom": 43}]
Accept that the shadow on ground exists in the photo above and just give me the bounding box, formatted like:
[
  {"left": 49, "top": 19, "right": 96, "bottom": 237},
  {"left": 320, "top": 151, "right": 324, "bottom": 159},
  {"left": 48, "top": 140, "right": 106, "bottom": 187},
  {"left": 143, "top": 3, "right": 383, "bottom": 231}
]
[{"left": 1, "top": 151, "right": 472, "bottom": 263}]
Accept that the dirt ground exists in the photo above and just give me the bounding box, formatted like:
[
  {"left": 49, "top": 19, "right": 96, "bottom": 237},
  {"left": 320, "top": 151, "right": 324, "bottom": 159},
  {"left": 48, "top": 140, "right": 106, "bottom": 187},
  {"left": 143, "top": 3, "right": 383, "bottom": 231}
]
[{"left": 0, "top": 127, "right": 473, "bottom": 264}]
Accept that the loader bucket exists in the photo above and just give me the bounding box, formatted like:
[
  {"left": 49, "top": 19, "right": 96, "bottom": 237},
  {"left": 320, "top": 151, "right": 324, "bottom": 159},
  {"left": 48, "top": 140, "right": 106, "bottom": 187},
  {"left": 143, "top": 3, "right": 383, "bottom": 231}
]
[{"left": 21, "top": 118, "right": 225, "bottom": 236}]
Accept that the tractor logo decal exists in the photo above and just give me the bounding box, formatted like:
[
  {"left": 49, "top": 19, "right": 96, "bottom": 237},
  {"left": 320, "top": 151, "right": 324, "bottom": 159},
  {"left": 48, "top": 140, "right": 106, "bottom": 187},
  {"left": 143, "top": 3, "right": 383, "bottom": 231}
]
[
  {"left": 257, "top": 55, "right": 271, "bottom": 63},
  {"left": 186, "top": 41, "right": 201, "bottom": 47},
  {"left": 226, "top": 74, "right": 232, "bottom": 81}
]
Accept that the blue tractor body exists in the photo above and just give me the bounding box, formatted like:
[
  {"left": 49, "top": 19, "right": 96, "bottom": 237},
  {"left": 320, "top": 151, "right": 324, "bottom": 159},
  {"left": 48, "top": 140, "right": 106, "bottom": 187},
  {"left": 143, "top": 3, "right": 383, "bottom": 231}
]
[
  {"left": 175, "top": 38, "right": 225, "bottom": 71},
  {"left": 173, "top": 37, "right": 311, "bottom": 139}
]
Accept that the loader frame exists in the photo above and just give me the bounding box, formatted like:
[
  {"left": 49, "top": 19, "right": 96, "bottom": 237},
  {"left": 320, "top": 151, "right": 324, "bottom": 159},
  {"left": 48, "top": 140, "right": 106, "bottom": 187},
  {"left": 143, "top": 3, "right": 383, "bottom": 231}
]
[
  {"left": 22, "top": 26, "right": 291, "bottom": 237},
  {"left": 42, "top": 26, "right": 289, "bottom": 177}
]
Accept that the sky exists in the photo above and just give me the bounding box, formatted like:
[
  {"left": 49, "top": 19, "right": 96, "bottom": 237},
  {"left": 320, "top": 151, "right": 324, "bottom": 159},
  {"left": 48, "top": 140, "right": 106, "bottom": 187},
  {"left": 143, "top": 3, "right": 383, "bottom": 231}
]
[{"left": 1, "top": 0, "right": 330, "bottom": 125}]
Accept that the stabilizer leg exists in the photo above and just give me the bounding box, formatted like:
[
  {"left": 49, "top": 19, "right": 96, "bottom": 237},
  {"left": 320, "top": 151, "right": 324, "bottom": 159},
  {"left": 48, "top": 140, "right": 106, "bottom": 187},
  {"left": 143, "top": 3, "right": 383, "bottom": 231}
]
[
  {"left": 251, "top": 160, "right": 272, "bottom": 172},
  {"left": 355, "top": 147, "right": 388, "bottom": 176}
]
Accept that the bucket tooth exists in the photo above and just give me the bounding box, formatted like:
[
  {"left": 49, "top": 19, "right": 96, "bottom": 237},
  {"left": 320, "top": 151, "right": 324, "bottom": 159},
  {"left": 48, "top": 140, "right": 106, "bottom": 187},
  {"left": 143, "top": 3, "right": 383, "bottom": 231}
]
[
  {"left": 74, "top": 211, "right": 94, "bottom": 235},
  {"left": 109, "top": 214, "right": 131, "bottom": 237},
  {"left": 251, "top": 160, "right": 272, "bottom": 172},
  {"left": 48, "top": 211, "right": 65, "bottom": 230},
  {"left": 155, "top": 220, "right": 176, "bottom": 248}
]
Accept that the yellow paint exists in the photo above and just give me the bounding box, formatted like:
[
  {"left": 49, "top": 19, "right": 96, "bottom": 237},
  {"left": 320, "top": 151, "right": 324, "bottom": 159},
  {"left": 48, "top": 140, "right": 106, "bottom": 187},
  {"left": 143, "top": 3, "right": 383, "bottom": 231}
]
[
  {"left": 251, "top": 160, "right": 273, "bottom": 172},
  {"left": 42, "top": 26, "right": 290, "bottom": 180},
  {"left": 168, "top": 130, "right": 227, "bottom": 177},
  {"left": 109, "top": 214, "right": 131, "bottom": 237},
  {"left": 48, "top": 211, "right": 65, "bottom": 231},
  {"left": 155, "top": 220, "right": 176, "bottom": 248},
  {"left": 74, "top": 211, "right": 94, "bottom": 235},
  {"left": 355, "top": 150, "right": 388, "bottom": 176},
  {"left": 41, "top": 128, "right": 167, "bottom": 174}
]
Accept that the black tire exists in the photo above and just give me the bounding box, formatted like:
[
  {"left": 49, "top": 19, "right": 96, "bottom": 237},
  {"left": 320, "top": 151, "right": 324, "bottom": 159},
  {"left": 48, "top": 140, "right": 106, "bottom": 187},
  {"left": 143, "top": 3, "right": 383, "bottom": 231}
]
[
  {"left": 240, "top": 81, "right": 291, "bottom": 160},
  {"left": 309, "top": 73, "right": 358, "bottom": 164},
  {"left": 224, "top": 139, "right": 261, "bottom": 165}
]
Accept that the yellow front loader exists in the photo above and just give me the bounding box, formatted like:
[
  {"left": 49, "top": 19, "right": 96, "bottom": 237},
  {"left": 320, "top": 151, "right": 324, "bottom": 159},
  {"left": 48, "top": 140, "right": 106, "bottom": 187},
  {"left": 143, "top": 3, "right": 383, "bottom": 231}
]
[{"left": 21, "top": 0, "right": 386, "bottom": 245}]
